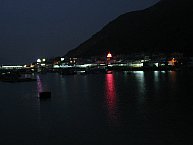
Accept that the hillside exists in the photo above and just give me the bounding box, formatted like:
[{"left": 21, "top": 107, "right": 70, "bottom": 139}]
[{"left": 66, "top": 0, "right": 193, "bottom": 57}]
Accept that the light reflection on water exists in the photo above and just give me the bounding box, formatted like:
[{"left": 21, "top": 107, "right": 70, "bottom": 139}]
[
  {"left": 1, "top": 72, "right": 193, "bottom": 145},
  {"left": 134, "top": 71, "right": 145, "bottom": 104},
  {"left": 37, "top": 75, "right": 43, "bottom": 94},
  {"left": 105, "top": 73, "right": 119, "bottom": 126},
  {"left": 170, "top": 71, "right": 177, "bottom": 83},
  {"left": 154, "top": 71, "right": 159, "bottom": 83}
]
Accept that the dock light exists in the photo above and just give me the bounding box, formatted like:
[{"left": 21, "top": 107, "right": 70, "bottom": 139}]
[{"left": 37, "top": 59, "right": 41, "bottom": 63}]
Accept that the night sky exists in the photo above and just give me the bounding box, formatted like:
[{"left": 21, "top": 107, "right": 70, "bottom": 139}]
[{"left": 0, "top": 0, "right": 159, "bottom": 64}]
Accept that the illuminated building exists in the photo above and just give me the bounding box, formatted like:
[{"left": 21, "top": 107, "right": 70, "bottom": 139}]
[
  {"left": 107, "top": 52, "right": 112, "bottom": 64},
  {"left": 168, "top": 58, "right": 177, "bottom": 66}
]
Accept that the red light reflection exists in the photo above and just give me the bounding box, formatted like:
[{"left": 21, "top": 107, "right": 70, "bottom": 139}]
[{"left": 105, "top": 73, "right": 119, "bottom": 125}]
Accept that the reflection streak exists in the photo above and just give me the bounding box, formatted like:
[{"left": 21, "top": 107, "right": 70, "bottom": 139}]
[
  {"left": 134, "top": 71, "right": 145, "bottom": 104},
  {"left": 37, "top": 75, "right": 43, "bottom": 96},
  {"left": 105, "top": 73, "right": 119, "bottom": 125}
]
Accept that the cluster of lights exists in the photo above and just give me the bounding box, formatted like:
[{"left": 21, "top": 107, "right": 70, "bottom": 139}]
[
  {"left": 37, "top": 58, "right": 46, "bottom": 63},
  {"left": 69, "top": 58, "right": 77, "bottom": 64}
]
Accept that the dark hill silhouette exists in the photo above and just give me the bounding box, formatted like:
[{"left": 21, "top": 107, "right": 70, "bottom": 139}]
[{"left": 66, "top": 0, "right": 193, "bottom": 57}]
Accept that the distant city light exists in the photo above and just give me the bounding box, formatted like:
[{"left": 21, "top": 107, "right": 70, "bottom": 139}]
[
  {"left": 168, "top": 58, "right": 177, "bottom": 66},
  {"left": 61, "top": 58, "right": 64, "bottom": 61},
  {"left": 154, "top": 63, "right": 159, "bottom": 67},
  {"left": 42, "top": 58, "right": 46, "bottom": 62},
  {"left": 37, "top": 59, "right": 41, "bottom": 63},
  {"left": 1, "top": 65, "right": 23, "bottom": 69},
  {"left": 107, "top": 52, "right": 112, "bottom": 58}
]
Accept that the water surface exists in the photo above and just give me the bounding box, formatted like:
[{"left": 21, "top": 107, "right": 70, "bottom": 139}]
[{"left": 0, "top": 71, "right": 193, "bottom": 145}]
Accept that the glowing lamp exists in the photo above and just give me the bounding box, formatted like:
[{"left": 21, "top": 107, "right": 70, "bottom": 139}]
[
  {"left": 107, "top": 52, "right": 112, "bottom": 58},
  {"left": 37, "top": 59, "right": 41, "bottom": 63},
  {"left": 172, "top": 58, "right": 176, "bottom": 63},
  {"left": 42, "top": 58, "right": 46, "bottom": 62},
  {"left": 61, "top": 58, "right": 64, "bottom": 61}
]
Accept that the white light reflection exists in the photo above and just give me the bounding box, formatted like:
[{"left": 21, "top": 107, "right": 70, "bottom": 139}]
[
  {"left": 154, "top": 71, "right": 159, "bottom": 83},
  {"left": 134, "top": 71, "right": 145, "bottom": 104},
  {"left": 154, "top": 71, "right": 160, "bottom": 93}
]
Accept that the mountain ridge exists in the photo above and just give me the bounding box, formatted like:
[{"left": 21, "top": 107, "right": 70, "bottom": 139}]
[{"left": 66, "top": 0, "right": 193, "bottom": 57}]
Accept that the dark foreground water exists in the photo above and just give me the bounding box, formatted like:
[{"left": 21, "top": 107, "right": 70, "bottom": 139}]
[{"left": 0, "top": 71, "right": 193, "bottom": 145}]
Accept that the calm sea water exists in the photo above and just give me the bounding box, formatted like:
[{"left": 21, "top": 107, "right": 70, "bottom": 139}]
[{"left": 0, "top": 71, "right": 193, "bottom": 145}]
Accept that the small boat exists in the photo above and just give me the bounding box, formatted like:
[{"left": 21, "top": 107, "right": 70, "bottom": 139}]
[{"left": 39, "top": 91, "right": 51, "bottom": 99}]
